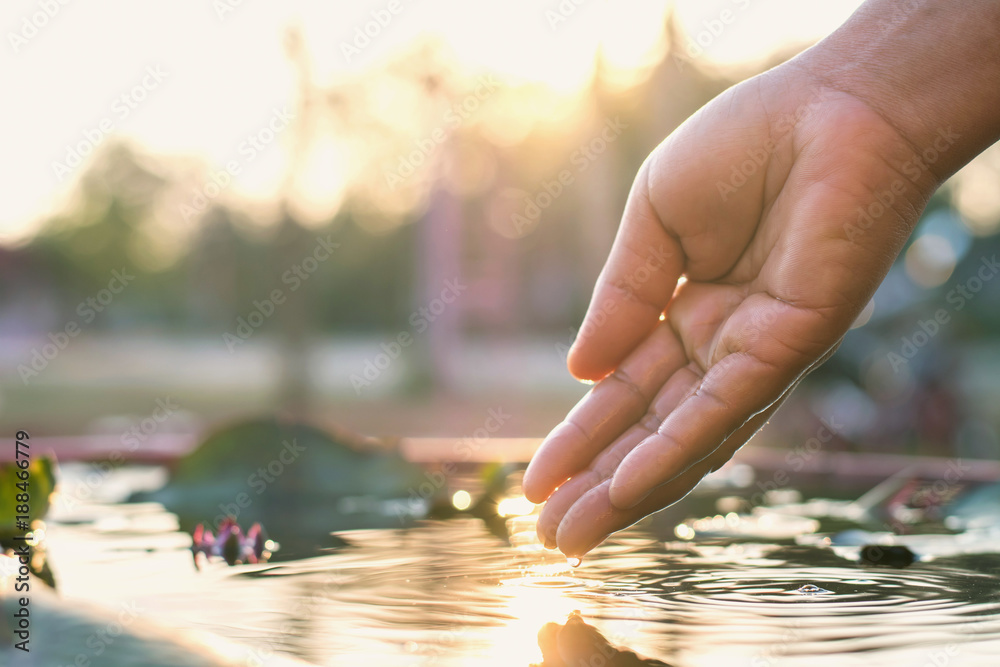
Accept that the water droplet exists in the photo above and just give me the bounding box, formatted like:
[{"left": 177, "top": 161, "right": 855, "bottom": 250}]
[
  {"left": 567, "top": 557, "right": 582, "bottom": 568},
  {"left": 795, "top": 584, "right": 831, "bottom": 595}
]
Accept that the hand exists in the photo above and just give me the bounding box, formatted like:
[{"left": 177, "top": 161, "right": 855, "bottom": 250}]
[
  {"left": 522, "top": 60, "right": 942, "bottom": 556},
  {"left": 535, "top": 612, "right": 670, "bottom": 666}
]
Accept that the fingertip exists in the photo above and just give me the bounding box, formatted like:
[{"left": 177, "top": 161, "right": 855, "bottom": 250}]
[
  {"left": 554, "top": 481, "right": 617, "bottom": 556},
  {"left": 566, "top": 309, "right": 665, "bottom": 384},
  {"left": 607, "top": 471, "right": 647, "bottom": 511},
  {"left": 557, "top": 532, "right": 607, "bottom": 559},
  {"left": 566, "top": 344, "right": 612, "bottom": 384},
  {"left": 521, "top": 467, "right": 550, "bottom": 505},
  {"left": 523, "top": 450, "right": 564, "bottom": 504},
  {"left": 522, "top": 421, "right": 588, "bottom": 503},
  {"left": 522, "top": 437, "right": 556, "bottom": 504},
  {"left": 524, "top": 489, "right": 548, "bottom": 506},
  {"left": 537, "top": 520, "right": 558, "bottom": 550}
]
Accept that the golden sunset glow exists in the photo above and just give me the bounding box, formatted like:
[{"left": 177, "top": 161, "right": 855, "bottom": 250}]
[{"left": 1, "top": 0, "right": 870, "bottom": 246}]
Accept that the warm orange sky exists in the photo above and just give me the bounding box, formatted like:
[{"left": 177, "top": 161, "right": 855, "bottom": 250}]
[{"left": 1, "top": 0, "right": 868, "bottom": 245}]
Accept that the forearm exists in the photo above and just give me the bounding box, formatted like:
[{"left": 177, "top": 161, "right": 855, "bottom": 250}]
[{"left": 797, "top": 0, "right": 1000, "bottom": 183}]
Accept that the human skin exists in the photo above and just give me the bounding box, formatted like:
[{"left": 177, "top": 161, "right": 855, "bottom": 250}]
[{"left": 522, "top": 0, "right": 1000, "bottom": 556}]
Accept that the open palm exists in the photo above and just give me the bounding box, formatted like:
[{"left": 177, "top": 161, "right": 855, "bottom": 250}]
[{"left": 522, "top": 63, "right": 940, "bottom": 556}]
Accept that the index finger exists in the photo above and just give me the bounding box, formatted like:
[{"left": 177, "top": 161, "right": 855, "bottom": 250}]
[
  {"left": 522, "top": 323, "right": 686, "bottom": 504},
  {"left": 566, "top": 162, "right": 684, "bottom": 382}
]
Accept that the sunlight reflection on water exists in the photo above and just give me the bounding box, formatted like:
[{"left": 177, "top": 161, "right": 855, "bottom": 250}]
[{"left": 39, "top": 466, "right": 1000, "bottom": 666}]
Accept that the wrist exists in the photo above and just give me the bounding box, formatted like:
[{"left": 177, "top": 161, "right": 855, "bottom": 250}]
[{"left": 793, "top": 0, "right": 1000, "bottom": 184}]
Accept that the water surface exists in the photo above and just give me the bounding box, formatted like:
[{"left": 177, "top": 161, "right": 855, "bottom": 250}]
[{"left": 39, "top": 465, "right": 1000, "bottom": 666}]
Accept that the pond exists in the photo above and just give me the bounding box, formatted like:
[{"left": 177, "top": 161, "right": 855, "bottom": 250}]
[{"left": 7, "top": 462, "right": 1000, "bottom": 666}]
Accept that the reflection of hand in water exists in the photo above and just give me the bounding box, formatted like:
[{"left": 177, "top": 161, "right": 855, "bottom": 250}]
[{"left": 534, "top": 612, "right": 671, "bottom": 667}]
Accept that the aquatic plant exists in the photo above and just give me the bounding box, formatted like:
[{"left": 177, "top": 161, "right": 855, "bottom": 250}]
[
  {"left": 0, "top": 455, "right": 54, "bottom": 543},
  {"left": 132, "top": 417, "right": 430, "bottom": 557},
  {"left": 191, "top": 517, "right": 272, "bottom": 568},
  {"left": 0, "top": 455, "right": 57, "bottom": 587}
]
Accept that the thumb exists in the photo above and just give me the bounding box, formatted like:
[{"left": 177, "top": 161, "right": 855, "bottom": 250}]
[{"left": 567, "top": 163, "right": 684, "bottom": 381}]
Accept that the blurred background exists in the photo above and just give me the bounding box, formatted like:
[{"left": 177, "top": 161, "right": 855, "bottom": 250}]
[{"left": 3, "top": 0, "right": 1000, "bottom": 464}]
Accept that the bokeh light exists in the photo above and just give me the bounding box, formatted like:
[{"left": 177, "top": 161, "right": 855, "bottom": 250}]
[
  {"left": 954, "top": 146, "right": 1000, "bottom": 236},
  {"left": 904, "top": 234, "right": 958, "bottom": 288},
  {"left": 451, "top": 489, "right": 472, "bottom": 511},
  {"left": 497, "top": 495, "right": 536, "bottom": 518}
]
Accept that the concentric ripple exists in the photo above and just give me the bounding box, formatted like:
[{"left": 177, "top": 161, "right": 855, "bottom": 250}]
[{"left": 42, "top": 467, "right": 1000, "bottom": 667}]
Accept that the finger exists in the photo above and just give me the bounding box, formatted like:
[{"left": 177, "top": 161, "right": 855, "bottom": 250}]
[
  {"left": 536, "top": 425, "right": 648, "bottom": 548},
  {"left": 545, "top": 299, "right": 835, "bottom": 549},
  {"left": 566, "top": 83, "right": 779, "bottom": 384},
  {"left": 556, "top": 383, "right": 796, "bottom": 557},
  {"left": 523, "top": 324, "right": 686, "bottom": 504},
  {"left": 609, "top": 298, "right": 837, "bottom": 509},
  {"left": 664, "top": 280, "right": 746, "bottom": 371},
  {"left": 535, "top": 362, "right": 704, "bottom": 546},
  {"left": 534, "top": 280, "right": 744, "bottom": 520},
  {"left": 566, "top": 161, "right": 684, "bottom": 382},
  {"left": 555, "top": 476, "right": 697, "bottom": 557}
]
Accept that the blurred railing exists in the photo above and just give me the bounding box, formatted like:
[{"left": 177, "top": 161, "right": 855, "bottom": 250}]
[{"left": 5, "top": 435, "right": 999, "bottom": 483}]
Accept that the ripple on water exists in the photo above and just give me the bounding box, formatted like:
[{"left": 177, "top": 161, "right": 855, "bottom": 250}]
[
  {"left": 500, "top": 575, "right": 603, "bottom": 590},
  {"left": 44, "top": 472, "right": 1000, "bottom": 667},
  {"left": 601, "top": 555, "right": 1000, "bottom": 659}
]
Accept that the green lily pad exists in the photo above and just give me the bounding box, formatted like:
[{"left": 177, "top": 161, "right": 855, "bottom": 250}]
[{"left": 132, "top": 417, "right": 431, "bottom": 557}]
